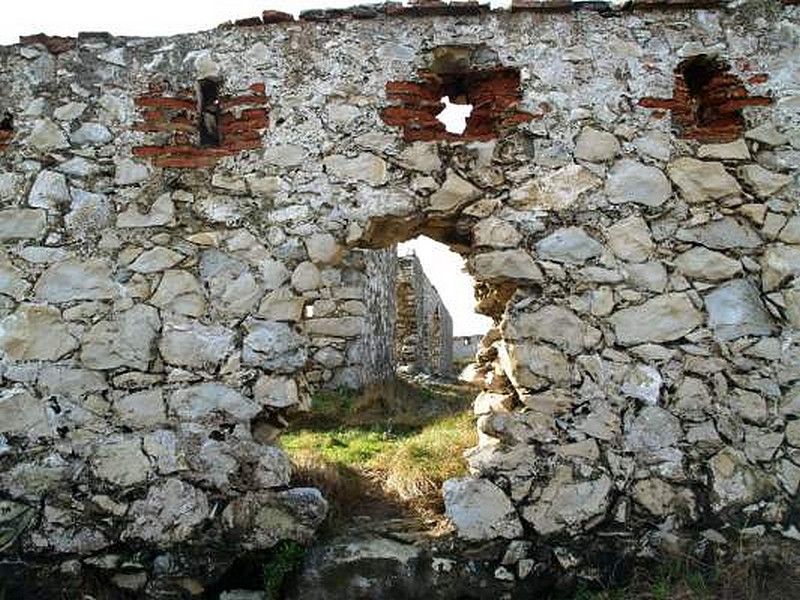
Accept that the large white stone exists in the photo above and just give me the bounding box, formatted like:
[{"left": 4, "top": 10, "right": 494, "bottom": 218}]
[
  {"left": 574, "top": 127, "right": 620, "bottom": 162},
  {"left": 128, "top": 247, "right": 184, "bottom": 273},
  {"left": 426, "top": 169, "right": 482, "bottom": 213},
  {"left": 606, "top": 159, "right": 671, "bottom": 207},
  {"left": 323, "top": 153, "right": 388, "bottom": 186},
  {"left": 535, "top": 227, "right": 603, "bottom": 264},
  {"left": 291, "top": 261, "right": 322, "bottom": 292},
  {"left": 443, "top": 478, "right": 523, "bottom": 541},
  {"left": 676, "top": 217, "right": 761, "bottom": 250},
  {"left": 91, "top": 436, "right": 151, "bottom": 486},
  {"left": 521, "top": 469, "right": 612, "bottom": 535},
  {"left": 470, "top": 250, "right": 543, "bottom": 282},
  {"left": 159, "top": 316, "right": 234, "bottom": 368},
  {"left": 0, "top": 388, "right": 51, "bottom": 437},
  {"left": 668, "top": 158, "right": 741, "bottom": 203},
  {"left": 605, "top": 215, "right": 653, "bottom": 263},
  {"left": 503, "top": 305, "right": 587, "bottom": 355},
  {"left": 27, "top": 119, "right": 69, "bottom": 151},
  {"left": 253, "top": 375, "right": 299, "bottom": 408},
  {"left": 739, "top": 164, "right": 791, "bottom": 198},
  {"left": 674, "top": 247, "right": 742, "bottom": 281},
  {"left": 704, "top": 280, "right": 775, "bottom": 341},
  {"left": 28, "top": 170, "right": 69, "bottom": 209},
  {"left": 148, "top": 270, "right": 206, "bottom": 317},
  {"left": 510, "top": 164, "right": 600, "bottom": 210},
  {"left": 610, "top": 293, "right": 702, "bottom": 345},
  {"left": 35, "top": 259, "right": 116, "bottom": 303},
  {"left": 242, "top": 319, "right": 307, "bottom": 372},
  {"left": 123, "top": 479, "right": 209, "bottom": 544},
  {"left": 81, "top": 305, "right": 161, "bottom": 370},
  {"left": 0, "top": 209, "right": 46, "bottom": 241},
  {"left": 117, "top": 193, "right": 175, "bottom": 228},
  {"left": 473, "top": 217, "right": 522, "bottom": 249},
  {"left": 761, "top": 244, "right": 800, "bottom": 291},
  {"left": 304, "top": 233, "right": 341, "bottom": 265},
  {"left": 0, "top": 304, "right": 78, "bottom": 361},
  {"left": 170, "top": 383, "right": 260, "bottom": 422}
]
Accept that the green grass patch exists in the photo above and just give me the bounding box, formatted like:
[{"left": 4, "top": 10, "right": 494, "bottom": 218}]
[{"left": 281, "top": 379, "right": 477, "bottom": 519}]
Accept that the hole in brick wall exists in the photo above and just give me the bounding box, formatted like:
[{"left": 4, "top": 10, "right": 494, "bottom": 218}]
[
  {"left": 639, "top": 53, "right": 771, "bottom": 143},
  {"left": 681, "top": 54, "right": 722, "bottom": 98},
  {"left": 382, "top": 66, "right": 532, "bottom": 142},
  {"left": 0, "top": 111, "right": 12, "bottom": 131},
  {"left": 436, "top": 96, "right": 474, "bottom": 135},
  {"left": 198, "top": 78, "right": 221, "bottom": 147}
]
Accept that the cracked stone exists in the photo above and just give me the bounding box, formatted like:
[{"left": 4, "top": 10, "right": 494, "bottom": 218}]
[
  {"left": 668, "top": 158, "right": 741, "bottom": 203},
  {"left": 443, "top": 477, "right": 523, "bottom": 541}
]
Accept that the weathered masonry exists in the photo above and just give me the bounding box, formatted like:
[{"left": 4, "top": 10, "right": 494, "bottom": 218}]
[
  {"left": 395, "top": 252, "right": 454, "bottom": 376},
  {"left": 0, "top": 0, "right": 799, "bottom": 597}
]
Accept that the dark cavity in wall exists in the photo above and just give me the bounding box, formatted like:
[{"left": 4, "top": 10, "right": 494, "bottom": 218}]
[
  {"left": 382, "top": 45, "right": 533, "bottom": 142},
  {"left": 198, "top": 78, "right": 222, "bottom": 146},
  {"left": 0, "top": 111, "right": 13, "bottom": 151},
  {"left": 639, "top": 53, "right": 771, "bottom": 143}
]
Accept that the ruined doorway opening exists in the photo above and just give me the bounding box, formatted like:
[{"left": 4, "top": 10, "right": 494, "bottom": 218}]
[{"left": 396, "top": 235, "right": 491, "bottom": 378}]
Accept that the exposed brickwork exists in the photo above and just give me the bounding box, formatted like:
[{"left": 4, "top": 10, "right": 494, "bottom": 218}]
[
  {"left": 639, "top": 55, "right": 771, "bottom": 143},
  {"left": 132, "top": 82, "right": 269, "bottom": 168},
  {"left": 382, "top": 67, "right": 534, "bottom": 142}
]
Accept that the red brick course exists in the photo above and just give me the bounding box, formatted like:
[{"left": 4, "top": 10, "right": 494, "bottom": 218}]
[
  {"left": 132, "top": 82, "right": 269, "bottom": 169},
  {"left": 639, "top": 56, "right": 771, "bottom": 143},
  {"left": 381, "top": 67, "right": 535, "bottom": 142}
]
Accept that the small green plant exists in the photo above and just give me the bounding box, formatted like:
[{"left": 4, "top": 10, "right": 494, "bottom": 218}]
[{"left": 263, "top": 540, "right": 304, "bottom": 600}]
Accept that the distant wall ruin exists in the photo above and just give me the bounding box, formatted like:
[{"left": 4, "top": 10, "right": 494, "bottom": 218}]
[
  {"left": 395, "top": 253, "right": 454, "bottom": 376},
  {"left": 0, "top": 0, "right": 798, "bottom": 596}
]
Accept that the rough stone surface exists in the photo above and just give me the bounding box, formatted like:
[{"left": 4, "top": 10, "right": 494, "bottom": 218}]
[
  {"left": 0, "top": 6, "right": 798, "bottom": 594},
  {"left": 443, "top": 478, "right": 523, "bottom": 541},
  {"left": 668, "top": 158, "right": 742, "bottom": 203},
  {"left": 610, "top": 294, "right": 703, "bottom": 345},
  {"left": 606, "top": 160, "right": 671, "bottom": 207}
]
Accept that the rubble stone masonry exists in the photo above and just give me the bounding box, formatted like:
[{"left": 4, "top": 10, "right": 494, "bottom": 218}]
[{"left": 0, "top": 0, "right": 798, "bottom": 596}]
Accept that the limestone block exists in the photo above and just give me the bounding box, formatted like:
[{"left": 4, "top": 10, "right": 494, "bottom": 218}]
[
  {"left": 605, "top": 215, "right": 654, "bottom": 263},
  {"left": 739, "top": 164, "right": 791, "bottom": 198},
  {"left": 443, "top": 477, "right": 523, "bottom": 541},
  {"left": 709, "top": 448, "right": 775, "bottom": 511},
  {"left": 503, "top": 305, "right": 587, "bottom": 355},
  {"left": 35, "top": 259, "right": 116, "bottom": 303},
  {"left": 535, "top": 227, "right": 603, "bottom": 264},
  {"left": 606, "top": 160, "right": 671, "bottom": 206},
  {"left": 0, "top": 388, "right": 51, "bottom": 438},
  {"left": 291, "top": 261, "right": 322, "bottom": 292},
  {"left": 253, "top": 375, "right": 299, "bottom": 408},
  {"left": 668, "top": 158, "right": 741, "bottom": 203},
  {"left": 117, "top": 193, "right": 175, "bottom": 228},
  {"left": 469, "top": 250, "right": 543, "bottom": 282},
  {"left": 426, "top": 169, "right": 482, "bottom": 213},
  {"left": 0, "top": 304, "right": 78, "bottom": 361},
  {"left": 305, "top": 233, "right": 342, "bottom": 265},
  {"left": 170, "top": 383, "right": 260, "bottom": 422},
  {"left": 28, "top": 170, "right": 69, "bottom": 209},
  {"left": 697, "top": 139, "right": 750, "bottom": 161},
  {"left": 159, "top": 316, "right": 234, "bottom": 368},
  {"left": 472, "top": 217, "right": 522, "bottom": 249},
  {"left": 704, "top": 280, "right": 775, "bottom": 341},
  {"left": 521, "top": 468, "right": 612, "bottom": 535},
  {"left": 610, "top": 293, "right": 703, "bottom": 345},
  {"left": 81, "top": 304, "right": 160, "bottom": 370},
  {"left": 673, "top": 247, "right": 741, "bottom": 281},
  {"left": 149, "top": 270, "right": 206, "bottom": 317},
  {"left": 128, "top": 247, "right": 184, "bottom": 273},
  {"left": 123, "top": 478, "right": 209, "bottom": 544},
  {"left": 574, "top": 127, "right": 620, "bottom": 162},
  {"left": 114, "top": 389, "right": 166, "bottom": 429},
  {"left": 90, "top": 436, "right": 151, "bottom": 487},
  {"left": 323, "top": 153, "right": 388, "bottom": 186},
  {"left": 0, "top": 209, "right": 46, "bottom": 241},
  {"left": 676, "top": 217, "right": 761, "bottom": 250},
  {"left": 242, "top": 319, "right": 307, "bottom": 372},
  {"left": 27, "top": 119, "right": 69, "bottom": 151},
  {"left": 510, "top": 164, "right": 600, "bottom": 210},
  {"left": 761, "top": 244, "right": 800, "bottom": 291}
]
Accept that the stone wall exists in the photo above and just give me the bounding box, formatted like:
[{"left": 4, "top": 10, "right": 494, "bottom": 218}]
[
  {"left": 395, "top": 253, "right": 454, "bottom": 376},
  {"left": 0, "top": 0, "right": 799, "bottom": 596}
]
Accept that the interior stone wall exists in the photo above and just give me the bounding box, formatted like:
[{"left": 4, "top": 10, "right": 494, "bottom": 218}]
[
  {"left": 0, "top": 0, "right": 798, "bottom": 596},
  {"left": 395, "top": 253, "right": 454, "bottom": 376}
]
